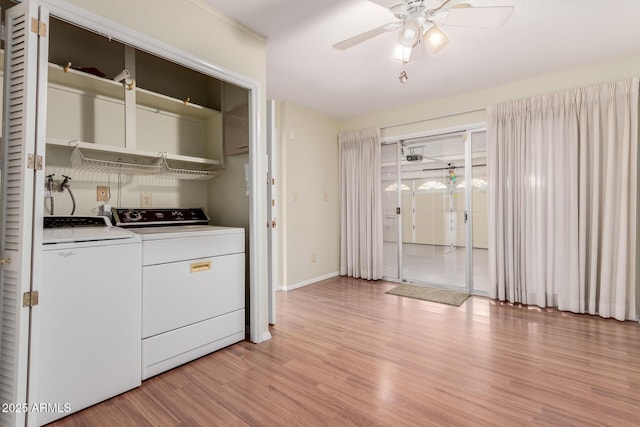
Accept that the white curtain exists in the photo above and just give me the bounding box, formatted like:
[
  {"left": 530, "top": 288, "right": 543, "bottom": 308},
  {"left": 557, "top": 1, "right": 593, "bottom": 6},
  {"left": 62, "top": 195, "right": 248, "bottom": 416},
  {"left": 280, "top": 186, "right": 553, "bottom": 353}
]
[
  {"left": 488, "top": 78, "right": 639, "bottom": 321},
  {"left": 339, "top": 128, "right": 383, "bottom": 280}
]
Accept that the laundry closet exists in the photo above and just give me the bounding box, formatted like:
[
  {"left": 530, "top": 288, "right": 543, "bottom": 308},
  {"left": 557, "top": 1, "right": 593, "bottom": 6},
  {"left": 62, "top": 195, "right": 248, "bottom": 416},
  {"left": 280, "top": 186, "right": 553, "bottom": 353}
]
[
  {"left": 0, "top": 1, "right": 264, "bottom": 426},
  {"left": 44, "top": 17, "right": 249, "bottom": 216}
]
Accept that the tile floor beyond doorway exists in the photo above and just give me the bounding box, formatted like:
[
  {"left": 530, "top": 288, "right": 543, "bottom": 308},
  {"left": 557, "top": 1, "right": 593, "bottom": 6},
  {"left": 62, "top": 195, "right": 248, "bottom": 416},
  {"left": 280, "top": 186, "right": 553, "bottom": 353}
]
[{"left": 383, "top": 242, "right": 489, "bottom": 294}]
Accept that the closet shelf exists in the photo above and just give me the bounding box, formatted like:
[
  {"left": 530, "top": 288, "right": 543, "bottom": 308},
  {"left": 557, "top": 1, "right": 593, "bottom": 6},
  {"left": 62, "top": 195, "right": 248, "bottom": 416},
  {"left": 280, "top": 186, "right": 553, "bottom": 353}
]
[
  {"left": 47, "top": 62, "right": 221, "bottom": 120},
  {"left": 47, "top": 139, "right": 221, "bottom": 180},
  {"left": 136, "top": 88, "right": 221, "bottom": 120},
  {"left": 48, "top": 63, "right": 124, "bottom": 100}
]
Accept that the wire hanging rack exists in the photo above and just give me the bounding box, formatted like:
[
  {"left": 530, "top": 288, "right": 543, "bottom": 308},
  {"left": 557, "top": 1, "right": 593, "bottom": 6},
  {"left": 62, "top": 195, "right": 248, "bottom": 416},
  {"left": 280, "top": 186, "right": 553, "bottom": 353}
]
[
  {"left": 160, "top": 157, "right": 218, "bottom": 180},
  {"left": 70, "top": 146, "right": 162, "bottom": 176},
  {"left": 67, "top": 144, "right": 220, "bottom": 180}
]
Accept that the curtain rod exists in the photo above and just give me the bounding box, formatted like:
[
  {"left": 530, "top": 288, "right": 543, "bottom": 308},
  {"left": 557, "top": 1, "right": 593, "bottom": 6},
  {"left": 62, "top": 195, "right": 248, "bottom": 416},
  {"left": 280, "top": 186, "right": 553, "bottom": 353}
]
[{"left": 380, "top": 107, "right": 486, "bottom": 131}]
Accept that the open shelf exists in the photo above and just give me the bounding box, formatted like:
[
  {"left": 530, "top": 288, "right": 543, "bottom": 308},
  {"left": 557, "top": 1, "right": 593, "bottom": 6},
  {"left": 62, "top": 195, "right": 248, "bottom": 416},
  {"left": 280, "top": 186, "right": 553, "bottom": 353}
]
[
  {"left": 136, "top": 87, "right": 221, "bottom": 120},
  {"left": 48, "top": 63, "right": 125, "bottom": 100},
  {"left": 42, "top": 30, "right": 224, "bottom": 181},
  {"left": 47, "top": 64, "right": 221, "bottom": 122}
]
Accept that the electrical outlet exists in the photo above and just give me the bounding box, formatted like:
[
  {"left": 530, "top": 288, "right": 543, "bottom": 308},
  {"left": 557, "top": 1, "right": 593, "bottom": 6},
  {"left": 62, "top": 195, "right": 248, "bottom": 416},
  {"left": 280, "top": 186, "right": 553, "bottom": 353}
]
[
  {"left": 311, "top": 252, "right": 317, "bottom": 263},
  {"left": 140, "top": 192, "right": 152, "bottom": 208},
  {"left": 96, "top": 186, "right": 109, "bottom": 202}
]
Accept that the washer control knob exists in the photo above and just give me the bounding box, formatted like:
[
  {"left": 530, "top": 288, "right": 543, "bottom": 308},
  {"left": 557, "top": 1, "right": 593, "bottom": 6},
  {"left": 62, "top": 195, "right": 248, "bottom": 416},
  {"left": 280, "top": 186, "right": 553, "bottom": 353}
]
[{"left": 125, "top": 210, "right": 142, "bottom": 222}]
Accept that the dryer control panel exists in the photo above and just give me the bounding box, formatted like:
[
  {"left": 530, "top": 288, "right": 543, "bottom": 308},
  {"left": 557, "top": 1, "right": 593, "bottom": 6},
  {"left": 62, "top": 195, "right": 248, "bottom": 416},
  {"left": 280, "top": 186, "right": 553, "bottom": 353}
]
[{"left": 112, "top": 208, "right": 209, "bottom": 227}]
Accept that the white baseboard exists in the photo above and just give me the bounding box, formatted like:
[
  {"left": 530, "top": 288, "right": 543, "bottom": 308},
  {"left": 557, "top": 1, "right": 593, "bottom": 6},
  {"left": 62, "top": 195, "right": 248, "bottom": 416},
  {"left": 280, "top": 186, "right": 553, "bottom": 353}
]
[{"left": 284, "top": 271, "right": 340, "bottom": 292}]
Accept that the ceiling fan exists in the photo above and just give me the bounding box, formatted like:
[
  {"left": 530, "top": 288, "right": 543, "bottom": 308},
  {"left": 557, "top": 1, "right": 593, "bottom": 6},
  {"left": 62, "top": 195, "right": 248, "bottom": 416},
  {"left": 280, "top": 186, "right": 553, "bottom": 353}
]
[{"left": 333, "top": 0, "right": 514, "bottom": 61}]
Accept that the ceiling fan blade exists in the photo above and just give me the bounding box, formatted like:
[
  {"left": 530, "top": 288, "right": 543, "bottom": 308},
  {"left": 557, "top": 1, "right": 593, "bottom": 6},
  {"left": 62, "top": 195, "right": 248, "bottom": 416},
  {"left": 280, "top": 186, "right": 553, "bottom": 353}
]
[
  {"left": 443, "top": 6, "right": 514, "bottom": 28},
  {"left": 368, "top": 0, "right": 403, "bottom": 9},
  {"left": 333, "top": 23, "right": 398, "bottom": 50}
]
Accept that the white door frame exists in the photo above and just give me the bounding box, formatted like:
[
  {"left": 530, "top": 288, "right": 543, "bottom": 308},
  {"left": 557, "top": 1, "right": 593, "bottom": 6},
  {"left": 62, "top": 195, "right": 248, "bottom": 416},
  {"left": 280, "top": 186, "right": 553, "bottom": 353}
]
[
  {"left": 464, "top": 129, "right": 473, "bottom": 293},
  {"left": 467, "top": 127, "right": 488, "bottom": 295},
  {"left": 381, "top": 141, "right": 403, "bottom": 282},
  {"left": 396, "top": 142, "right": 404, "bottom": 281},
  {"left": 267, "top": 100, "right": 279, "bottom": 325}
]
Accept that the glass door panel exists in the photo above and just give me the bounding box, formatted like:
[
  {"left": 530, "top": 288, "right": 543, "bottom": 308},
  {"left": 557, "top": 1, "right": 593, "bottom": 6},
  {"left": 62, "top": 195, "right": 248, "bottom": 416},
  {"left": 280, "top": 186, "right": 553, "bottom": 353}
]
[
  {"left": 401, "top": 134, "right": 466, "bottom": 290},
  {"left": 470, "top": 129, "right": 489, "bottom": 294}
]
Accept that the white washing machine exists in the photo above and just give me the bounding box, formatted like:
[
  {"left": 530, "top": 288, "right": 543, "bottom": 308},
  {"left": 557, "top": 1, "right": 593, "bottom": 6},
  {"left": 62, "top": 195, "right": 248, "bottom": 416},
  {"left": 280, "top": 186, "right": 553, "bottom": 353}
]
[{"left": 37, "top": 216, "right": 142, "bottom": 426}]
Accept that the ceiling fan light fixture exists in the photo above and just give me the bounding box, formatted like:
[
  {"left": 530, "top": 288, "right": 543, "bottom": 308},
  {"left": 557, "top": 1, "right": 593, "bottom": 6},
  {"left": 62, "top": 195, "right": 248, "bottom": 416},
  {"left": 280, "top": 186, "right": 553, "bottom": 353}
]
[
  {"left": 398, "top": 21, "right": 420, "bottom": 48},
  {"left": 424, "top": 24, "right": 450, "bottom": 54},
  {"left": 392, "top": 37, "right": 425, "bottom": 64},
  {"left": 392, "top": 44, "right": 413, "bottom": 63}
]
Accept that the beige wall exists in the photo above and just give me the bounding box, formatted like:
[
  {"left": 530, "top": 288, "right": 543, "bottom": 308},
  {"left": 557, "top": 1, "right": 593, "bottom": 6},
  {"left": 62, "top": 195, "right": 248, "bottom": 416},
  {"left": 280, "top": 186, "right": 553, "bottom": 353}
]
[
  {"left": 278, "top": 102, "right": 340, "bottom": 288},
  {"left": 343, "top": 54, "right": 640, "bottom": 136}
]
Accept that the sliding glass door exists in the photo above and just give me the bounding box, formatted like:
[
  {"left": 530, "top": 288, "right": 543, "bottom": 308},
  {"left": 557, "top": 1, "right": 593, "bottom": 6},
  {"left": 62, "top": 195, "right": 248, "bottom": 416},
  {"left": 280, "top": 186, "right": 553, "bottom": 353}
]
[
  {"left": 469, "top": 129, "right": 489, "bottom": 294},
  {"left": 381, "top": 128, "right": 488, "bottom": 294}
]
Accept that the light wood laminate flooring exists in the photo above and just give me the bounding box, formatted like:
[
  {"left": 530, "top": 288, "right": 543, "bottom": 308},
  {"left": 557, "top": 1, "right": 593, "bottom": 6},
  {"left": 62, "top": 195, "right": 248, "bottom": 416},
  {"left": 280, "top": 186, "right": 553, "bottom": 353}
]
[{"left": 49, "top": 277, "right": 640, "bottom": 426}]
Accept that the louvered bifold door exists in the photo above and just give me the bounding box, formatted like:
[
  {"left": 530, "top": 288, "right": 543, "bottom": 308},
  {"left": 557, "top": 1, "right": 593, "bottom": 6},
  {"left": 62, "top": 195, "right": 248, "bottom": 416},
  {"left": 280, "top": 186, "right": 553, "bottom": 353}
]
[{"left": 0, "top": 2, "right": 49, "bottom": 427}]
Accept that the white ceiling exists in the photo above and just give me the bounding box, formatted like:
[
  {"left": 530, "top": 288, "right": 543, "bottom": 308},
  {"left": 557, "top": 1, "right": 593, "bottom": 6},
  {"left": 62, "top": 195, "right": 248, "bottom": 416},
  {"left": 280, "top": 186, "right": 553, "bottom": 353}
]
[{"left": 203, "top": 0, "right": 640, "bottom": 119}]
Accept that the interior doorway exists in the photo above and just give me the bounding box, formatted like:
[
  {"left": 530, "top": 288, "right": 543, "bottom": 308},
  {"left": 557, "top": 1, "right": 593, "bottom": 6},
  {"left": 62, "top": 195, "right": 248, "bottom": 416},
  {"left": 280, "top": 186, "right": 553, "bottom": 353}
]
[{"left": 381, "top": 127, "right": 488, "bottom": 294}]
